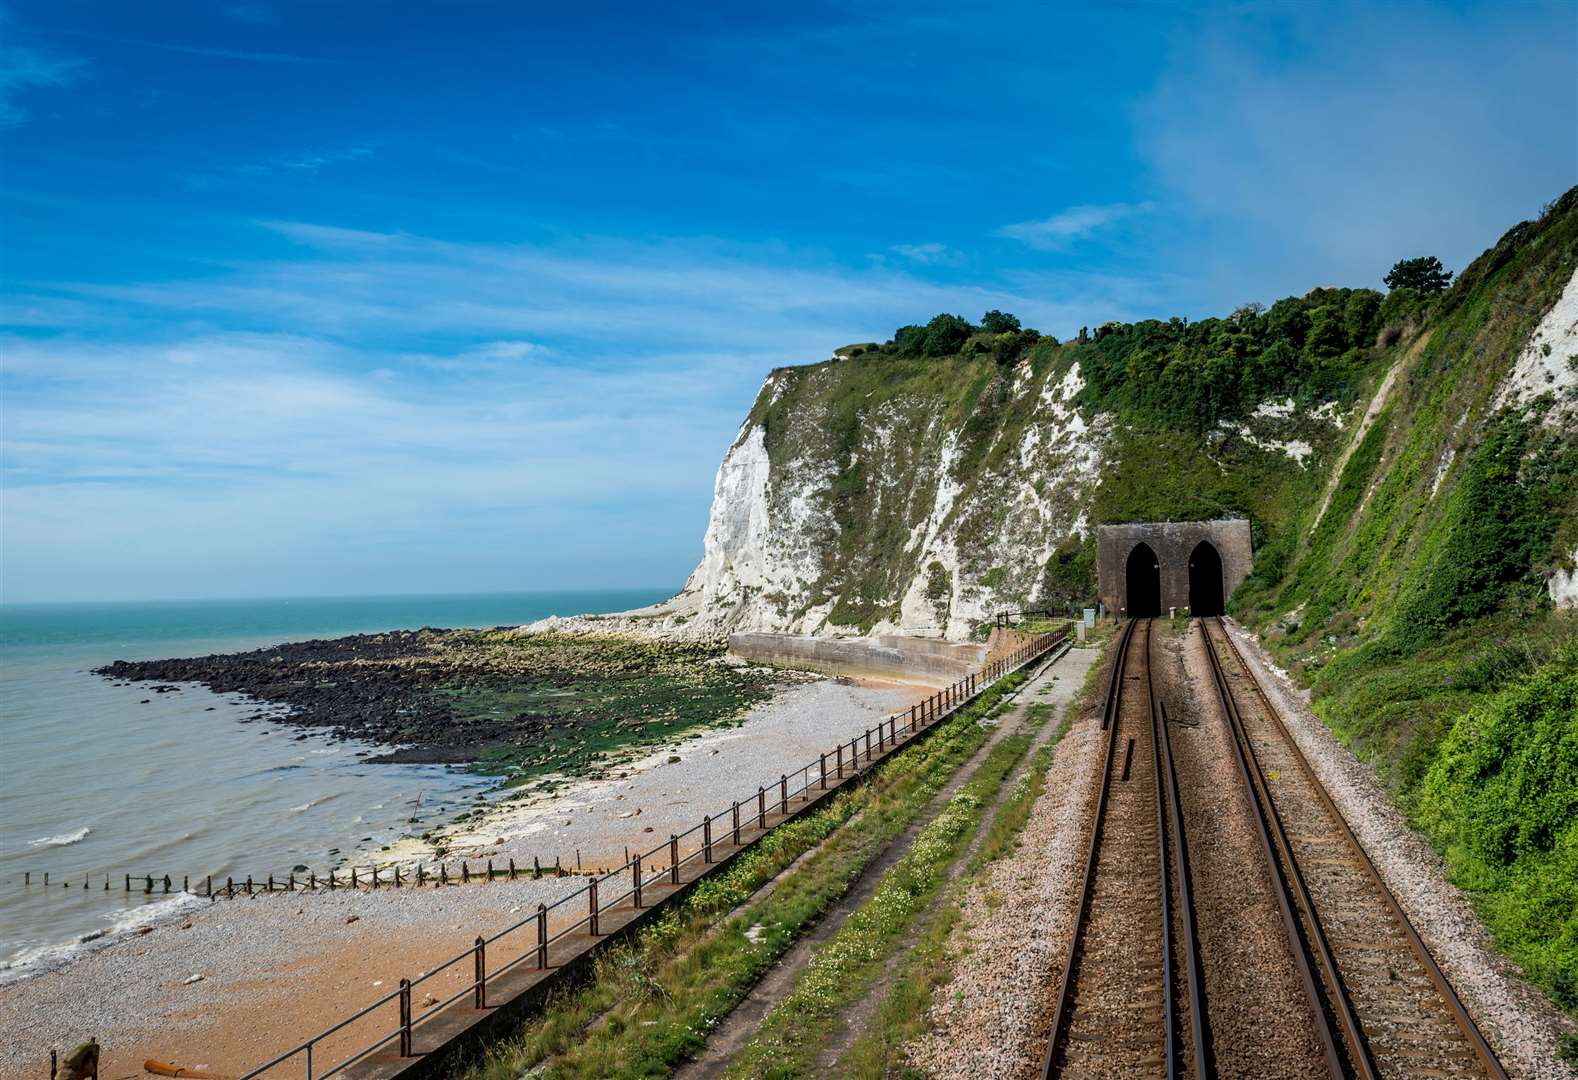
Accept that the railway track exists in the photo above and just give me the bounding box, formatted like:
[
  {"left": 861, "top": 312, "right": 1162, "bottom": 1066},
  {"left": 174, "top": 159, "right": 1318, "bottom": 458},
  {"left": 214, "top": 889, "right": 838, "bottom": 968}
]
[
  {"left": 1042, "top": 618, "right": 1206, "bottom": 1078},
  {"left": 1201, "top": 617, "right": 1506, "bottom": 1080}
]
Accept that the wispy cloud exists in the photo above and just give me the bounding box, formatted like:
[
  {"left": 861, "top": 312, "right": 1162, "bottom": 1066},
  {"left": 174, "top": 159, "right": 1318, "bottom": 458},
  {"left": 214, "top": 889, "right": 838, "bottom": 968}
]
[
  {"left": 889, "top": 242, "right": 964, "bottom": 267},
  {"left": 996, "top": 202, "right": 1155, "bottom": 252},
  {"left": 224, "top": 3, "right": 278, "bottom": 25},
  {"left": 70, "top": 31, "right": 324, "bottom": 64},
  {"left": 0, "top": 14, "right": 88, "bottom": 129},
  {"left": 1133, "top": 3, "right": 1577, "bottom": 291},
  {"left": 2, "top": 220, "right": 1161, "bottom": 599},
  {"left": 184, "top": 142, "right": 380, "bottom": 189}
]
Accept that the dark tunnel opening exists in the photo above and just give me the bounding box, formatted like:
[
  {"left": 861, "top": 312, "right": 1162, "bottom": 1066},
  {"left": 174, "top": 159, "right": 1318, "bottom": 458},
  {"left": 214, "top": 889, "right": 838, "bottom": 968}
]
[
  {"left": 1125, "top": 542, "right": 1161, "bottom": 617},
  {"left": 1189, "top": 540, "right": 1224, "bottom": 617}
]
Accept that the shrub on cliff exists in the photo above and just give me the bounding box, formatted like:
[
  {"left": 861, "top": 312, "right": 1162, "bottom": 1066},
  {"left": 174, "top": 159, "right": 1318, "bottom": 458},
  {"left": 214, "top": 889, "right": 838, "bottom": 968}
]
[
  {"left": 922, "top": 312, "right": 973, "bottom": 356},
  {"left": 1413, "top": 645, "right": 1578, "bottom": 1009}
]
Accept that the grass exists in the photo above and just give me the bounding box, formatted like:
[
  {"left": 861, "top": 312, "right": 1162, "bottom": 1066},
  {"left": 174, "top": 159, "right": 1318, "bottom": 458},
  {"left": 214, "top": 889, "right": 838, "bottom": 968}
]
[
  {"left": 835, "top": 647, "right": 1101, "bottom": 1077},
  {"left": 720, "top": 702, "right": 1047, "bottom": 1079},
  {"left": 455, "top": 672, "right": 1030, "bottom": 1080}
]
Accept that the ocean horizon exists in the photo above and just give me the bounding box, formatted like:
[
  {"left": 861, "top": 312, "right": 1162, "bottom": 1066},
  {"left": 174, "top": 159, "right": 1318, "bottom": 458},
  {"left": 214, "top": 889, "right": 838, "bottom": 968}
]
[{"left": 0, "top": 587, "right": 673, "bottom": 982}]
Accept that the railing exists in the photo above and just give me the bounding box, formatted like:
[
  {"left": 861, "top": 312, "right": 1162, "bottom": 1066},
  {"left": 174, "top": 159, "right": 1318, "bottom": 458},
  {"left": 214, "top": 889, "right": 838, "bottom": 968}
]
[{"left": 239, "top": 628, "right": 1069, "bottom": 1080}]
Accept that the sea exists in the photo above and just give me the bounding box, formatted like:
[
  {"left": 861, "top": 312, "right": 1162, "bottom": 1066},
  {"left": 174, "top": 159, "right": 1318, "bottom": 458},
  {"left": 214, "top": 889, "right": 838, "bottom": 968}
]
[{"left": 0, "top": 588, "right": 670, "bottom": 983}]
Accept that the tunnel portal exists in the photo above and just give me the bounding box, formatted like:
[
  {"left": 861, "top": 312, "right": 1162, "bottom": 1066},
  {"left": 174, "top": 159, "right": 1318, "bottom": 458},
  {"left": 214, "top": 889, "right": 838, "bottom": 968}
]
[{"left": 1096, "top": 519, "right": 1253, "bottom": 617}]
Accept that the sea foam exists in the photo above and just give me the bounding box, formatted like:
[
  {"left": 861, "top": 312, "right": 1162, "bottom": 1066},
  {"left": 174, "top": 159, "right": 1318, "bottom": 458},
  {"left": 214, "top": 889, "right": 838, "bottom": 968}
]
[{"left": 29, "top": 827, "right": 90, "bottom": 848}]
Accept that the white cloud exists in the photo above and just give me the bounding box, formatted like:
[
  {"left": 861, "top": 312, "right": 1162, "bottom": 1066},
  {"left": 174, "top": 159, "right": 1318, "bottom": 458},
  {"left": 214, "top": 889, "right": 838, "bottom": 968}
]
[
  {"left": 890, "top": 242, "right": 963, "bottom": 266},
  {"left": 3, "top": 222, "right": 1162, "bottom": 600},
  {"left": 1133, "top": 2, "right": 1577, "bottom": 292},
  {"left": 0, "top": 18, "right": 88, "bottom": 128},
  {"left": 996, "top": 202, "right": 1155, "bottom": 252}
]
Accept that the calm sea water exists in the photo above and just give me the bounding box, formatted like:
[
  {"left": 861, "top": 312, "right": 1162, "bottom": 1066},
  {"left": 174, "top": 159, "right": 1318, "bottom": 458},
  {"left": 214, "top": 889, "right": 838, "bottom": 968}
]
[{"left": 0, "top": 589, "right": 669, "bottom": 981}]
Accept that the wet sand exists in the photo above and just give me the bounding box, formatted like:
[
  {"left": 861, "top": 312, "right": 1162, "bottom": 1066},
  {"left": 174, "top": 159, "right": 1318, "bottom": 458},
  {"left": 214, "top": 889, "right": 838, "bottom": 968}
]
[{"left": 0, "top": 677, "right": 920, "bottom": 1080}]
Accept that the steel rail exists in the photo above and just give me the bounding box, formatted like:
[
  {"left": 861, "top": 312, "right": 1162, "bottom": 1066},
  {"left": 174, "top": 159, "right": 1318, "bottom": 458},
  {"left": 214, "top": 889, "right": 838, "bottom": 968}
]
[
  {"left": 1211, "top": 619, "right": 1508, "bottom": 1080},
  {"left": 1202, "top": 616, "right": 1350, "bottom": 1080},
  {"left": 1041, "top": 617, "right": 1134, "bottom": 1077},
  {"left": 1042, "top": 618, "right": 1178, "bottom": 1078},
  {"left": 1145, "top": 623, "right": 1180, "bottom": 1078},
  {"left": 1156, "top": 698, "right": 1210, "bottom": 1078}
]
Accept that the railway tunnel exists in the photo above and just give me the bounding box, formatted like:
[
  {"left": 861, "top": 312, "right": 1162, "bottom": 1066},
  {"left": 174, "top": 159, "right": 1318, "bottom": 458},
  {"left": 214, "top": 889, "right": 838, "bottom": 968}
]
[
  {"left": 1124, "top": 543, "right": 1162, "bottom": 617},
  {"left": 1188, "top": 540, "right": 1224, "bottom": 617},
  {"left": 1096, "top": 519, "right": 1252, "bottom": 616}
]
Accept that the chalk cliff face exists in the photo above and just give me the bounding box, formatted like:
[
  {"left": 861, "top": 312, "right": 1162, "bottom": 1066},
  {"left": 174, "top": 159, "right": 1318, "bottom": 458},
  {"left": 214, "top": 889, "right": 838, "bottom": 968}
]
[
  {"left": 531, "top": 188, "right": 1577, "bottom": 643},
  {"left": 672, "top": 360, "right": 1115, "bottom": 639},
  {"left": 569, "top": 353, "right": 1343, "bottom": 642}
]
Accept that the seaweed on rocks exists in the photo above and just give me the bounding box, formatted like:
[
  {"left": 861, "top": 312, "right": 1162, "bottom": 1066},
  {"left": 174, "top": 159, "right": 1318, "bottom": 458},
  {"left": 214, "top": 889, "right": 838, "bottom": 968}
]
[{"left": 96, "top": 629, "right": 780, "bottom": 784}]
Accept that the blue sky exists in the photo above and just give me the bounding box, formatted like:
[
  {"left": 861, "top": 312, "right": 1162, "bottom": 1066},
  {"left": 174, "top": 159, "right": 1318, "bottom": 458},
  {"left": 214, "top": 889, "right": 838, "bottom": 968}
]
[{"left": 2, "top": 1, "right": 1574, "bottom": 603}]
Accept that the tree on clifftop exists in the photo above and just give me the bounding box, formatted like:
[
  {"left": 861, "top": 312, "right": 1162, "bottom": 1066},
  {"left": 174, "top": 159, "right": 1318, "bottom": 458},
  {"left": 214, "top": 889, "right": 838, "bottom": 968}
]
[
  {"left": 980, "top": 309, "right": 1021, "bottom": 334},
  {"left": 1385, "top": 255, "right": 1453, "bottom": 293},
  {"left": 922, "top": 312, "right": 973, "bottom": 356}
]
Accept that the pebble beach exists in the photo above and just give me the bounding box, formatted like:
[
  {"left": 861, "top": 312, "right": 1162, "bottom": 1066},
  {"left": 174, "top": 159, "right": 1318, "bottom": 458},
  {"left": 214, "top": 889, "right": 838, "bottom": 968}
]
[{"left": 0, "top": 675, "right": 918, "bottom": 1080}]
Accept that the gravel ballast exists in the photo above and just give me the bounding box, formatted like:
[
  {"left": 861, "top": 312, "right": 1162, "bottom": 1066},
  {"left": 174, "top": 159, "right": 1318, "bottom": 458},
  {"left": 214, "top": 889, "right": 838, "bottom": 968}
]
[{"left": 1224, "top": 619, "right": 1576, "bottom": 1079}]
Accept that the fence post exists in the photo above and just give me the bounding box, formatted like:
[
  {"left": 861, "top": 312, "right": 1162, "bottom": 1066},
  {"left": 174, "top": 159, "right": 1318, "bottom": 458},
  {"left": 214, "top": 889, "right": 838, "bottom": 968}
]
[
  {"left": 732, "top": 801, "right": 741, "bottom": 844},
  {"left": 836, "top": 743, "right": 844, "bottom": 778},
  {"left": 589, "top": 879, "right": 600, "bottom": 935},
  {"left": 865, "top": 729, "right": 872, "bottom": 760},
  {"left": 474, "top": 936, "right": 487, "bottom": 1007},
  {"left": 669, "top": 835, "right": 680, "bottom": 885},
  {"left": 349, "top": 869, "right": 356, "bottom": 889},
  {"left": 820, "top": 753, "right": 828, "bottom": 789},
  {"left": 399, "top": 979, "right": 412, "bottom": 1056},
  {"left": 850, "top": 738, "right": 858, "bottom": 771},
  {"left": 537, "top": 903, "right": 548, "bottom": 969},
  {"left": 780, "top": 774, "right": 788, "bottom": 815},
  {"left": 757, "top": 786, "right": 766, "bottom": 830},
  {"left": 703, "top": 815, "right": 713, "bottom": 864},
  {"left": 633, "top": 858, "right": 643, "bottom": 908}
]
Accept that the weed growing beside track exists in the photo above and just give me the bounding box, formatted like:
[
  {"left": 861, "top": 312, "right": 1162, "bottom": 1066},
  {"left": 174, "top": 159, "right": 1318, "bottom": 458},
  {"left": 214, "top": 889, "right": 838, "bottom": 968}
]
[
  {"left": 840, "top": 716, "right": 1071, "bottom": 1079},
  {"left": 457, "top": 673, "right": 1029, "bottom": 1080},
  {"left": 720, "top": 679, "right": 1068, "bottom": 1079}
]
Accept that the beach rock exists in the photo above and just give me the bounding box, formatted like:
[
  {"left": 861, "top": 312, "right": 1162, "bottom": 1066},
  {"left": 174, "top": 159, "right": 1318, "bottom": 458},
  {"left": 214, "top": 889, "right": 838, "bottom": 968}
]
[
  {"left": 344, "top": 915, "right": 360, "bottom": 924},
  {"left": 183, "top": 973, "right": 203, "bottom": 984},
  {"left": 57, "top": 1042, "right": 98, "bottom": 1080}
]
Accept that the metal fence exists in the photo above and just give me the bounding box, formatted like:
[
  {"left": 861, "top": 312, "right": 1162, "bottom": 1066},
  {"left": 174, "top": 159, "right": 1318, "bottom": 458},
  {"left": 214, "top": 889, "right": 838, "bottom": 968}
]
[{"left": 232, "top": 627, "right": 1067, "bottom": 1080}]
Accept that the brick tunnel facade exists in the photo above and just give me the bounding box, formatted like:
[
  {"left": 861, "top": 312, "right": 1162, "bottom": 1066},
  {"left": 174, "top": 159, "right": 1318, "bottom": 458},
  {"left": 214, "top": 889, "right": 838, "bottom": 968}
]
[{"left": 1096, "top": 519, "right": 1254, "bottom": 617}]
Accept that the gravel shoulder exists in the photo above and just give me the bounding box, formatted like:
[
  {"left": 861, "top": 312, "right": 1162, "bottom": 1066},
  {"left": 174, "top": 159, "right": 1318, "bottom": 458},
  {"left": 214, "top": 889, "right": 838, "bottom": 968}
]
[
  {"left": 0, "top": 678, "right": 913, "bottom": 1080},
  {"left": 814, "top": 648, "right": 1091, "bottom": 1075},
  {"left": 1223, "top": 619, "right": 1577, "bottom": 1080},
  {"left": 671, "top": 656, "right": 1064, "bottom": 1080},
  {"left": 901, "top": 644, "right": 1106, "bottom": 1079}
]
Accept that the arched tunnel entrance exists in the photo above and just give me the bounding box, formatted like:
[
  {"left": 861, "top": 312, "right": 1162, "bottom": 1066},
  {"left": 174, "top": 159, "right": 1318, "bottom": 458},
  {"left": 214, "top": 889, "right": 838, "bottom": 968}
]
[
  {"left": 1125, "top": 543, "right": 1161, "bottom": 617},
  {"left": 1189, "top": 540, "right": 1224, "bottom": 617}
]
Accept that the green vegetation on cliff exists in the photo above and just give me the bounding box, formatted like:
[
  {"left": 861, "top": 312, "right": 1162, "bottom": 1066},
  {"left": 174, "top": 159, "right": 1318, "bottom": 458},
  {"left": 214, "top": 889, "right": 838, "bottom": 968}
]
[
  {"left": 728, "top": 186, "right": 1578, "bottom": 1019},
  {"left": 1235, "top": 187, "right": 1578, "bottom": 1015}
]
